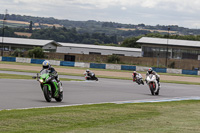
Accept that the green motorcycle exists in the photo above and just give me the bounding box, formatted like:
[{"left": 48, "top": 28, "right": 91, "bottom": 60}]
[{"left": 32, "top": 69, "right": 63, "bottom": 102}]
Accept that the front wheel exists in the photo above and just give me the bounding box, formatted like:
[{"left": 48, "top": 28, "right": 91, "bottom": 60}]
[
  {"left": 43, "top": 85, "right": 52, "bottom": 102},
  {"left": 149, "top": 84, "right": 155, "bottom": 95}
]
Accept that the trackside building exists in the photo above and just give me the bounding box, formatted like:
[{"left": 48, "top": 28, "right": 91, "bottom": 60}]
[
  {"left": 0, "top": 37, "right": 142, "bottom": 59},
  {"left": 137, "top": 37, "right": 200, "bottom": 60},
  {"left": 56, "top": 42, "right": 141, "bottom": 57}
]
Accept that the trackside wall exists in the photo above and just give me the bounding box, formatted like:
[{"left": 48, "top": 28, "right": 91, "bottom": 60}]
[{"left": 0, "top": 56, "right": 200, "bottom": 75}]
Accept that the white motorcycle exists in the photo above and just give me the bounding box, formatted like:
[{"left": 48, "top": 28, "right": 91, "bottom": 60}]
[
  {"left": 132, "top": 74, "right": 144, "bottom": 85},
  {"left": 146, "top": 74, "right": 160, "bottom": 95}
]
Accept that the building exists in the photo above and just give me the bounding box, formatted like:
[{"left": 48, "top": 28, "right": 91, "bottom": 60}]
[
  {"left": 57, "top": 42, "right": 141, "bottom": 57},
  {"left": 0, "top": 37, "right": 61, "bottom": 52},
  {"left": 0, "top": 37, "right": 142, "bottom": 60},
  {"left": 137, "top": 37, "right": 200, "bottom": 60}
]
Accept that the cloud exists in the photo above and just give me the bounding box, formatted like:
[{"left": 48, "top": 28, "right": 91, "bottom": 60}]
[
  {"left": 121, "top": 7, "right": 127, "bottom": 10},
  {"left": 1, "top": 0, "right": 200, "bottom": 28}
]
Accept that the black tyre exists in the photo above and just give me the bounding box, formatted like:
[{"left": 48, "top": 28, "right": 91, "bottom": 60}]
[
  {"left": 141, "top": 80, "right": 144, "bottom": 85},
  {"left": 155, "top": 88, "right": 160, "bottom": 95},
  {"left": 150, "top": 84, "right": 155, "bottom": 95},
  {"left": 55, "top": 92, "right": 63, "bottom": 102},
  {"left": 43, "top": 85, "right": 52, "bottom": 102},
  {"left": 95, "top": 77, "right": 98, "bottom": 81}
]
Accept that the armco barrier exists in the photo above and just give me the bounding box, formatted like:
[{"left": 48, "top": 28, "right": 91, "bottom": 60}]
[
  {"left": 182, "top": 69, "right": 198, "bottom": 75},
  {"left": 49, "top": 60, "right": 60, "bottom": 66},
  {"left": 2, "top": 57, "right": 16, "bottom": 62},
  {"left": 60, "top": 61, "right": 75, "bottom": 67},
  {"left": 75, "top": 62, "right": 90, "bottom": 68},
  {"left": 136, "top": 66, "right": 149, "bottom": 72},
  {"left": 31, "top": 59, "right": 45, "bottom": 64},
  {"left": 121, "top": 65, "right": 136, "bottom": 71},
  {"left": 167, "top": 68, "right": 182, "bottom": 74},
  {"left": 1, "top": 56, "right": 200, "bottom": 76},
  {"left": 16, "top": 57, "right": 31, "bottom": 63},
  {"left": 106, "top": 64, "right": 121, "bottom": 70},
  {"left": 152, "top": 67, "right": 167, "bottom": 73},
  {"left": 90, "top": 63, "right": 106, "bottom": 69}
]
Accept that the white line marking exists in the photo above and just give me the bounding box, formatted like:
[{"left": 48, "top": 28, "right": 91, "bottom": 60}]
[{"left": 1, "top": 96, "right": 200, "bottom": 111}]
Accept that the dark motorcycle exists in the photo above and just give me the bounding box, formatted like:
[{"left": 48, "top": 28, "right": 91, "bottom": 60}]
[{"left": 84, "top": 72, "right": 98, "bottom": 81}]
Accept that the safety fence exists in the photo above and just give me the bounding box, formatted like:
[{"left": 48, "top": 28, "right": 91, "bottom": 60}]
[{"left": 0, "top": 56, "right": 199, "bottom": 75}]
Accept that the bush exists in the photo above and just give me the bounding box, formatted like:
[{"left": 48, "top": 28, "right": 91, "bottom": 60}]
[
  {"left": 12, "top": 48, "right": 24, "bottom": 57},
  {"left": 107, "top": 55, "right": 120, "bottom": 63},
  {"left": 169, "top": 61, "right": 175, "bottom": 68},
  {"left": 28, "top": 47, "right": 44, "bottom": 58}
]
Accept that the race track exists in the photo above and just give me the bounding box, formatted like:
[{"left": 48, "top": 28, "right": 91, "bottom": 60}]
[{"left": 1, "top": 72, "right": 200, "bottom": 110}]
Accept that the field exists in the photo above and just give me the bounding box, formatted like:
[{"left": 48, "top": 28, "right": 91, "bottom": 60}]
[
  {"left": 117, "top": 28, "right": 178, "bottom": 34},
  {"left": 1, "top": 101, "right": 200, "bottom": 133},
  {"left": 0, "top": 19, "right": 63, "bottom": 28}
]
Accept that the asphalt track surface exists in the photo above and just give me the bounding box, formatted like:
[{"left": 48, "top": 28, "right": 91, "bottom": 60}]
[{"left": 1, "top": 71, "right": 200, "bottom": 110}]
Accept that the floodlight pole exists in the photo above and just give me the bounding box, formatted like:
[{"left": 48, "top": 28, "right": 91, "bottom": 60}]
[
  {"left": 1, "top": 9, "right": 7, "bottom": 56},
  {"left": 165, "top": 27, "right": 170, "bottom": 68}
]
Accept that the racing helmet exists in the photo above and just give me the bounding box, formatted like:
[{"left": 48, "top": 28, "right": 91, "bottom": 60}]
[
  {"left": 42, "top": 60, "right": 50, "bottom": 69},
  {"left": 86, "top": 69, "right": 90, "bottom": 73},
  {"left": 133, "top": 71, "right": 137, "bottom": 76},
  {"left": 148, "top": 68, "right": 153, "bottom": 74}
]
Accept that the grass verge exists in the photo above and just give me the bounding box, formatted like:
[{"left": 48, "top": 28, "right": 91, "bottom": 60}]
[
  {"left": 1, "top": 61, "right": 200, "bottom": 78},
  {"left": 1, "top": 100, "right": 200, "bottom": 133}
]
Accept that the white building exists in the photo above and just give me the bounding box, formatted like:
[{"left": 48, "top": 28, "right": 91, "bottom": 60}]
[
  {"left": 57, "top": 42, "right": 141, "bottom": 57},
  {"left": 0, "top": 37, "right": 141, "bottom": 57}
]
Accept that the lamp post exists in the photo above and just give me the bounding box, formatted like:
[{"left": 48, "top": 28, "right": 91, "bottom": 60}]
[
  {"left": 165, "top": 27, "right": 170, "bottom": 68},
  {"left": 1, "top": 9, "right": 7, "bottom": 56}
]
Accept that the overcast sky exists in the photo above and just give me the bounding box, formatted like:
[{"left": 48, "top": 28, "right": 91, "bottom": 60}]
[{"left": 1, "top": 0, "right": 200, "bottom": 29}]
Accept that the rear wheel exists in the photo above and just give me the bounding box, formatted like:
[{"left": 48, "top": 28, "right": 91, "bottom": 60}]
[
  {"left": 43, "top": 85, "right": 52, "bottom": 102},
  {"left": 155, "top": 87, "right": 160, "bottom": 95},
  {"left": 55, "top": 92, "right": 63, "bottom": 102}
]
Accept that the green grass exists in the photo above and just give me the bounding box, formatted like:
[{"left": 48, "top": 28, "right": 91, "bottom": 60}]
[
  {"left": 1, "top": 100, "right": 200, "bottom": 133},
  {"left": 0, "top": 73, "right": 83, "bottom": 81},
  {"left": 1, "top": 61, "right": 200, "bottom": 78}
]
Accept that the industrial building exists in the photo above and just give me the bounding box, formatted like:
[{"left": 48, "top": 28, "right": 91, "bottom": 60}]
[
  {"left": 0, "top": 37, "right": 142, "bottom": 60},
  {"left": 137, "top": 37, "right": 200, "bottom": 60},
  {"left": 0, "top": 37, "right": 61, "bottom": 52}
]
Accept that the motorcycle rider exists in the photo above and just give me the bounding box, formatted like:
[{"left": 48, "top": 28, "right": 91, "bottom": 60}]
[
  {"left": 84, "top": 69, "right": 92, "bottom": 77},
  {"left": 41, "top": 60, "right": 63, "bottom": 92},
  {"left": 146, "top": 68, "right": 160, "bottom": 86},
  {"left": 132, "top": 71, "right": 143, "bottom": 85}
]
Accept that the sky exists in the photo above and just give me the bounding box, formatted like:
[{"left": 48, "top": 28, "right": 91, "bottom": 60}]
[{"left": 1, "top": 0, "right": 200, "bottom": 29}]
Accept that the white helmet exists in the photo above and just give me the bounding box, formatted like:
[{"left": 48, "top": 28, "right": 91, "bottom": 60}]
[{"left": 42, "top": 60, "right": 50, "bottom": 69}]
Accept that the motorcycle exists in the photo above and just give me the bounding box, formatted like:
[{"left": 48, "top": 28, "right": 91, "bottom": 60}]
[
  {"left": 32, "top": 69, "right": 63, "bottom": 102},
  {"left": 132, "top": 74, "right": 144, "bottom": 85},
  {"left": 146, "top": 74, "right": 160, "bottom": 95},
  {"left": 84, "top": 72, "right": 98, "bottom": 81}
]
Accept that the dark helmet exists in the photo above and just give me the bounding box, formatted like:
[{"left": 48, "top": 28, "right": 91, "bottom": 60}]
[
  {"left": 42, "top": 60, "right": 50, "bottom": 69},
  {"left": 148, "top": 68, "right": 153, "bottom": 74}
]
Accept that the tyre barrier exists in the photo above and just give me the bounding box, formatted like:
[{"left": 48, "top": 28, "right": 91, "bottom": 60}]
[{"left": 0, "top": 56, "right": 199, "bottom": 75}]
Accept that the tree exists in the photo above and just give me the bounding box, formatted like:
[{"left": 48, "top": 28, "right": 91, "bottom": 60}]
[
  {"left": 28, "top": 47, "right": 44, "bottom": 58},
  {"left": 121, "top": 37, "right": 141, "bottom": 48},
  {"left": 107, "top": 55, "right": 120, "bottom": 63},
  {"left": 29, "top": 21, "right": 33, "bottom": 33}
]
